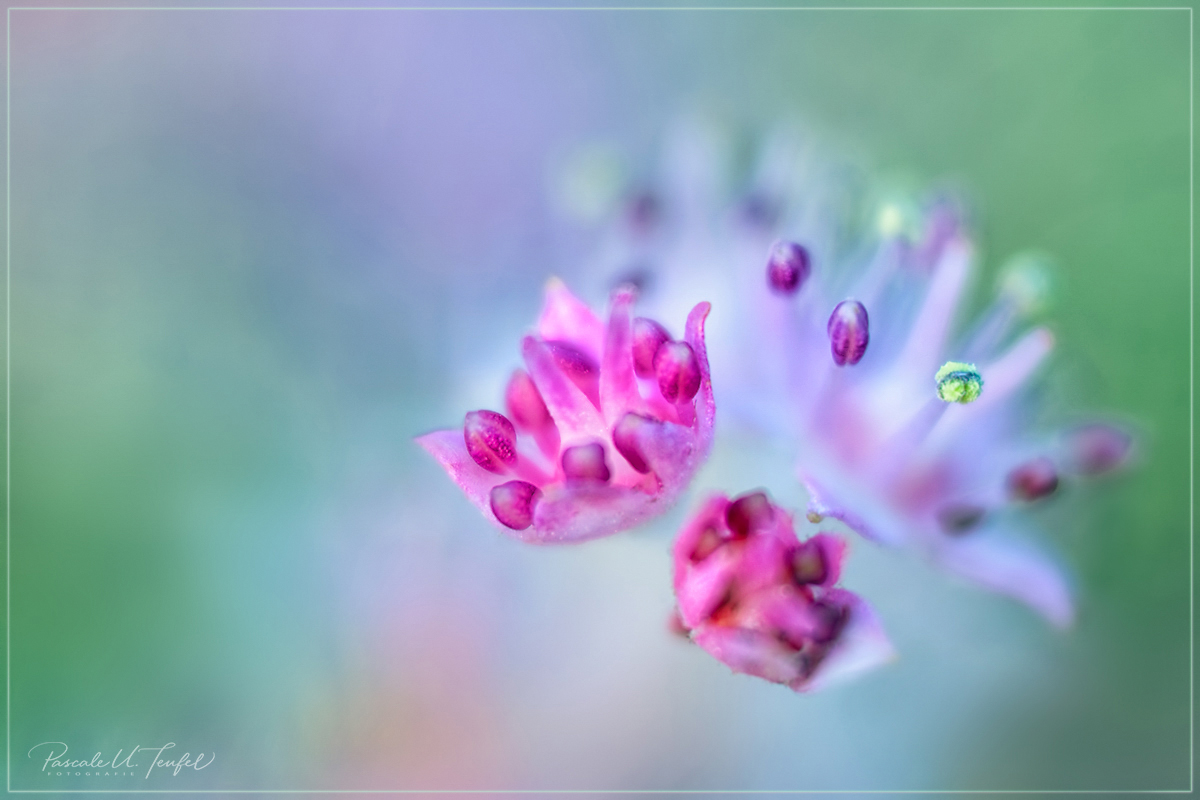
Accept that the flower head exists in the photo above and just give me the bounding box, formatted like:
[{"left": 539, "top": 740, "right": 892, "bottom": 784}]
[
  {"left": 418, "top": 279, "right": 715, "bottom": 544},
  {"left": 672, "top": 491, "right": 893, "bottom": 692},
  {"left": 587, "top": 121, "right": 1133, "bottom": 626}
]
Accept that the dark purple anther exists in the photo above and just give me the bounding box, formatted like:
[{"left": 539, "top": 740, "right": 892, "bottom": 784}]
[
  {"left": 726, "top": 491, "right": 774, "bottom": 539},
  {"left": 561, "top": 442, "right": 612, "bottom": 482},
  {"left": 791, "top": 540, "right": 828, "bottom": 585},
  {"left": 936, "top": 503, "right": 985, "bottom": 536},
  {"left": 1069, "top": 424, "right": 1133, "bottom": 476},
  {"left": 505, "top": 369, "right": 553, "bottom": 431},
  {"left": 612, "top": 412, "right": 655, "bottom": 474},
  {"left": 545, "top": 340, "right": 600, "bottom": 403},
  {"left": 1007, "top": 457, "right": 1060, "bottom": 502},
  {"left": 766, "top": 240, "right": 812, "bottom": 296},
  {"left": 489, "top": 480, "right": 542, "bottom": 530},
  {"left": 632, "top": 317, "right": 672, "bottom": 379},
  {"left": 463, "top": 410, "right": 518, "bottom": 474},
  {"left": 827, "top": 300, "right": 870, "bottom": 366},
  {"left": 654, "top": 341, "right": 702, "bottom": 403}
]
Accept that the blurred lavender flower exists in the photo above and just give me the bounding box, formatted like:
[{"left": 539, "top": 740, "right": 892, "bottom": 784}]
[
  {"left": 585, "top": 119, "right": 1134, "bottom": 627},
  {"left": 672, "top": 491, "right": 893, "bottom": 692},
  {"left": 418, "top": 279, "right": 714, "bottom": 543}
]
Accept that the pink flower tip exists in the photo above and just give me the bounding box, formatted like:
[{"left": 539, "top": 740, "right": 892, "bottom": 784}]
[
  {"left": 672, "top": 492, "right": 892, "bottom": 692},
  {"left": 766, "top": 240, "right": 812, "bottom": 296},
  {"left": 419, "top": 281, "right": 715, "bottom": 543}
]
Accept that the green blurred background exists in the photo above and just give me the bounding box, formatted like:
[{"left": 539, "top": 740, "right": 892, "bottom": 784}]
[{"left": 4, "top": 4, "right": 1191, "bottom": 792}]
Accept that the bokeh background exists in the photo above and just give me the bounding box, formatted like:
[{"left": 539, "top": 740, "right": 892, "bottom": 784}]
[{"left": 5, "top": 3, "right": 1190, "bottom": 793}]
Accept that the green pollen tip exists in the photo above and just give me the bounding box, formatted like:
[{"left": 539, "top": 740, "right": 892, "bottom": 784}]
[{"left": 935, "top": 361, "right": 983, "bottom": 404}]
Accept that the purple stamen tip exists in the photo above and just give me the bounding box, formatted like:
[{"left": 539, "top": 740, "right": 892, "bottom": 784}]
[
  {"left": 561, "top": 442, "right": 612, "bottom": 482},
  {"left": 505, "top": 368, "right": 553, "bottom": 431},
  {"left": 766, "top": 240, "right": 812, "bottom": 296},
  {"left": 791, "top": 540, "right": 828, "bottom": 585},
  {"left": 490, "top": 480, "right": 542, "bottom": 530},
  {"left": 612, "top": 412, "right": 656, "bottom": 474},
  {"left": 936, "top": 503, "right": 985, "bottom": 536},
  {"left": 1070, "top": 424, "right": 1133, "bottom": 476},
  {"left": 463, "top": 410, "right": 518, "bottom": 474},
  {"left": 1007, "top": 457, "right": 1060, "bottom": 502},
  {"left": 654, "top": 340, "right": 702, "bottom": 403},
  {"left": 725, "top": 491, "right": 774, "bottom": 539},
  {"left": 827, "top": 300, "right": 870, "bottom": 366},
  {"left": 632, "top": 317, "right": 672, "bottom": 379}
]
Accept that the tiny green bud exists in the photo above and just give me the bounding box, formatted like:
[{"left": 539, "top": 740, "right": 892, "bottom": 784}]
[{"left": 936, "top": 361, "right": 983, "bottom": 404}]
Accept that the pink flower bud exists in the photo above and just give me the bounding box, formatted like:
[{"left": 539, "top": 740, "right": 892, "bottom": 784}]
[
  {"left": 611, "top": 412, "right": 656, "bottom": 474},
  {"left": 654, "top": 341, "right": 702, "bottom": 403},
  {"left": 766, "top": 240, "right": 812, "bottom": 295},
  {"left": 1007, "top": 457, "right": 1059, "bottom": 502},
  {"left": 489, "top": 480, "right": 542, "bottom": 530},
  {"left": 463, "top": 410, "right": 518, "bottom": 474},
  {"left": 672, "top": 493, "right": 893, "bottom": 692},
  {"left": 561, "top": 442, "right": 611, "bottom": 483},
  {"left": 631, "top": 317, "right": 671, "bottom": 378},
  {"left": 827, "top": 300, "right": 869, "bottom": 366},
  {"left": 791, "top": 539, "right": 828, "bottom": 585},
  {"left": 505, "top": 368, "right": 553, "bottom": 430}
]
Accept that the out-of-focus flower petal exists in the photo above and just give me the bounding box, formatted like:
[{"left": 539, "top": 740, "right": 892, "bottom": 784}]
[
  {"left": 933, "top": 532, "right": 1074, "bottom": 628},
  {"left": 537, "top": 277, "right": 606, "bottom": 361},
  {"left": 415, "top": 429, "right": 504, "bottom": 522}
]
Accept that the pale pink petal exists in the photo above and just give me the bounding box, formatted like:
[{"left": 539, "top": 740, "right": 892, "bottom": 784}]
[
  {"left": 691, "top": 625, "right": 807, "bottom": 686},
  {"left": 635, "top": 417, "right": 706, "bottom": 495},
  {"left": 537, "top": 277, "right": 606, "bottom": 362},
  {"left": 793, "top": 591, "right": 896, "bottom": 693},
  {"left": 522, "top": 335, "right": 607, "bottom": 442},
  {"left": 801, "top": 470, "right": 908, "bottom": 547},
  {"left": 894, "top": 237, "right": 972, "bottom": 380},
  {"left": 530, "top": 481, "right": 667, "bottom": 544},
  {"left": 683, "top": 301, "right": 716, "bottom": 446},
  {"left": 600, "top": 286, "right": 642, "bottom": 423},
  {"left": 933, "top": 532, "right": 1074, "bottom": 628},
  {"left": 415, "top": 429, "right": 504, "bottom": 523}
]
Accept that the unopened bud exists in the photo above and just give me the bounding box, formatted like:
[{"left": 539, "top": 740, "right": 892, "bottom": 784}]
[
  {"left": 654, "top": 341, "right": 702, "bottom": 403},
  {"left": 936, "top": 361, "right": 983, "bottom": 404},
  {"left": 828, "top": 300, "right": 869, "bottom": 366},
  {"left": 612, "top": 412, "right": 656, "bottom": 474},
  {"left": 545, "top": 340, "right": 600, "bottom": 402},
  {"left": 463, "top": 410, "right": 518, "bottom": 473},
  {"left": 791, "top": 540, "right": 828, "bottom": 585},
  {"left": 631, "top": 317, "right": 671, "bottom": 378},
  {"left": 489, "top": 480, "right": 542, "bottom": 530},
  {"left": 561, "top": 442, "right": 611, "bottom": 482}
]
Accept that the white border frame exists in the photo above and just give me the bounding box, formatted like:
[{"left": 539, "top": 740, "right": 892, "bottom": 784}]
[{"left": 4, "top": 4, "right": 1190, "bottom": 796}]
